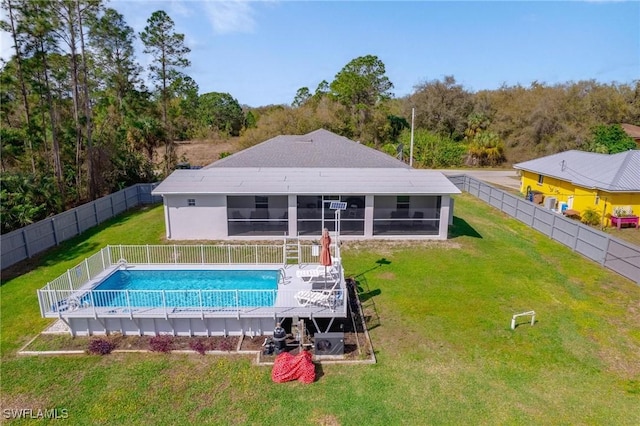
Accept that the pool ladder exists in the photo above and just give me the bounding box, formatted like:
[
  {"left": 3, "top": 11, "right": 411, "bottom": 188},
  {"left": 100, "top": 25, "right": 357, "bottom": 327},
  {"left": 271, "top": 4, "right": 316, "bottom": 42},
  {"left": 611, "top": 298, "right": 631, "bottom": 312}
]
[{"left": 278, "top": 268, "right": 290, "bottom": 285}]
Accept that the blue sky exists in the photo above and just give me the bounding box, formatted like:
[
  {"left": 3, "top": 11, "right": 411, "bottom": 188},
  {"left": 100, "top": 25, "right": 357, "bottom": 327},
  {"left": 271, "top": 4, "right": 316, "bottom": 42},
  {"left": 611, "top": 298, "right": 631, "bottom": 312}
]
[{"left": 2, "top": 1, "right": 639, "bottom": 107}]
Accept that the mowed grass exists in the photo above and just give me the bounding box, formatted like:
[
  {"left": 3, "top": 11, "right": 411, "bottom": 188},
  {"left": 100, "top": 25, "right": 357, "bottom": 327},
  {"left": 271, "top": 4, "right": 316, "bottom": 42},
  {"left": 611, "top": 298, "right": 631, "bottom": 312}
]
[{"left": 1, "top": 195, "right": 639, "bottom": 425}]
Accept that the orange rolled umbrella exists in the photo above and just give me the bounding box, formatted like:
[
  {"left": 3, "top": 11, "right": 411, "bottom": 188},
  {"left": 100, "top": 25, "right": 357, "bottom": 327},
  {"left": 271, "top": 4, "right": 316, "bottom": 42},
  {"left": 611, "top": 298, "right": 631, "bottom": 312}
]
[{"left": 319, "top": 228, "right": 332, "bottom": 283}]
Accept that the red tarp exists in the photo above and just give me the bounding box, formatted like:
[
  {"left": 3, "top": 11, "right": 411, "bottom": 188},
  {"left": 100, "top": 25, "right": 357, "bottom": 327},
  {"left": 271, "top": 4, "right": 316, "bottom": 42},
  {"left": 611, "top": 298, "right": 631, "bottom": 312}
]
[{"left": 271, "top": 351, "right": 316, "bottom": 384}]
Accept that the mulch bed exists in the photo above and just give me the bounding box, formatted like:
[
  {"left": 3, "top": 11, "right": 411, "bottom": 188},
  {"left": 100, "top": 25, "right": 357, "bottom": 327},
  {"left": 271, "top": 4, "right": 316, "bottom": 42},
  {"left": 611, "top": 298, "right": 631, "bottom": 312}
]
[{"left": 25, "top": 334, "right": 240, "bottom": 353}]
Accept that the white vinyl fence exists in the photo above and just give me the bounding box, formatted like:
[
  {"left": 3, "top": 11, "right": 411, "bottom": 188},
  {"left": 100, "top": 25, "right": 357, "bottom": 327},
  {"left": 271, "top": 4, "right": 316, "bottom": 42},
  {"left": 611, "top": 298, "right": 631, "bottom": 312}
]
[
  {"left": 449, "top": 175, "right": 640, "bottom": 285},
  {"left": 1, "top": 183, "right": 160, "bottom": 270},
  {"left": 37, "top": 243, "right": 341, "bottom": 318}
]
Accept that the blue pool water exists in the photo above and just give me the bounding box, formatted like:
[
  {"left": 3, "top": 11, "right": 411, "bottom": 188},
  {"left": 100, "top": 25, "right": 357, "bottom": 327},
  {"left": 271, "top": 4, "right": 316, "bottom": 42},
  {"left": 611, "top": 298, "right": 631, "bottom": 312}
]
[{"left": 90, "top": 269, "right": 278, "bottom": 308}]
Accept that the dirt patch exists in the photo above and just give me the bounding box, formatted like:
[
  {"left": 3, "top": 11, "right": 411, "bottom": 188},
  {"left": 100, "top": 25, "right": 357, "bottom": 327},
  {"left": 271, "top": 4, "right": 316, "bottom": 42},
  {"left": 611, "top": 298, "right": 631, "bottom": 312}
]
[
  {"left": 341, "top": 239, "right": 461, "bottom": 256},
  {"left": 155, "top": 138, "right": 242, "bottom": 167},
  {"left": 377, "top": 271, "right": 396, "bottom": 281},
  {"left": 0, "top": 393, "right": 52, "bottom": 415},
  {"left": 244, "top": 279, "right": 376, "bottom": 363},
  {"left": 310, "top": 413, "right": 341, "bottom": 426},
  {"left": 240, "top": 330, "right": 370, "bottom": 362}
]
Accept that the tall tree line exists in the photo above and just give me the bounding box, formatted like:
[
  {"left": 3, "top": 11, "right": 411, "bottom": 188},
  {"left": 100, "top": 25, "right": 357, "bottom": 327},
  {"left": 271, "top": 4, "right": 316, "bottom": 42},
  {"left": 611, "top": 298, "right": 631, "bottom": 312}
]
[
  {"left": 2, "top": 1, "right": 638, "bottom": 235},
  {"left": 0, "top": 1, "right": 199, "bottom": 233},
  {"left": 247, "top": 59, "right": 639, "bottom": 168}
]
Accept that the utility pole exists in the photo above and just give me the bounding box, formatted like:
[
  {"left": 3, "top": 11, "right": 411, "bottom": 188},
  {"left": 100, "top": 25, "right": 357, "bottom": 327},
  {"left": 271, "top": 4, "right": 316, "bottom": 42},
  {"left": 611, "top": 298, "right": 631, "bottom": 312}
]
[{"left": 409, "top": 108, "right": 415, "bottom": 167}]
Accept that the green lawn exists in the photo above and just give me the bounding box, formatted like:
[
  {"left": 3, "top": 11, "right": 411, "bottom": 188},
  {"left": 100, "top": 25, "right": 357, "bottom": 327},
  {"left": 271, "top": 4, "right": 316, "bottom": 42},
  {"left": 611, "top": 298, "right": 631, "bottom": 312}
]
[{"left": 1, "top": 195, "right": 639, "bottom": 425}]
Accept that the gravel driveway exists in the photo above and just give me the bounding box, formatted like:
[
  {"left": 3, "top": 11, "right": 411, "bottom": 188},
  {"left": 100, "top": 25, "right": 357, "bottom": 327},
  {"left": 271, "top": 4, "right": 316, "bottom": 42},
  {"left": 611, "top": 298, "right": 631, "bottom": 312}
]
[{"left": 439, "top": 169, "right": 521, "bottom": 191}]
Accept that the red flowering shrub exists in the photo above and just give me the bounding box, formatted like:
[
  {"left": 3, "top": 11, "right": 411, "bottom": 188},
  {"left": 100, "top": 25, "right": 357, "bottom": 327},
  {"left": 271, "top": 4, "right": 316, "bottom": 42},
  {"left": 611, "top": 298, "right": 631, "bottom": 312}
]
[
  {"left": 149, "top": 335, "right": 173, "bottom": 353},
  {"left": 88, "top": 338, "right": 116, "bottom": 355}
]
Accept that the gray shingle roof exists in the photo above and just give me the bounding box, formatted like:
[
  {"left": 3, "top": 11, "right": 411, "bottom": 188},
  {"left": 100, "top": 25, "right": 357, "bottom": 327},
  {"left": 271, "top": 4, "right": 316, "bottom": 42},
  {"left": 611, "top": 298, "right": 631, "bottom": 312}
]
[
  {"left": 513, "top": 150, "right": 640, "bottom": 192},
  {"left": 152, "top": 168, "right": 461, "bottom": 196},
  {"left": 206, "top": 129, "right": 409, "bottom": 169}
]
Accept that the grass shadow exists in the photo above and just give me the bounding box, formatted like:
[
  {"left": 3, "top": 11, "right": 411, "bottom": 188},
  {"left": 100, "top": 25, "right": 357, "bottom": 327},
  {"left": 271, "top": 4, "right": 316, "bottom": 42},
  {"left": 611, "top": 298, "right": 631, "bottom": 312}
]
[
  {"left": 352, "top": 258, "right": 391, "bottom": 279},
  {"left": 350, "top": 275, "right": 381, "bottom": 331},
  {"left": 314, "top": 362, "right": 325, "bottom": 381},
  {"left": 358, "top": 288, "right": 381, "bottom": 303},
  {"left": 448, "top": 216, "right": 483, "bottom": 239}
]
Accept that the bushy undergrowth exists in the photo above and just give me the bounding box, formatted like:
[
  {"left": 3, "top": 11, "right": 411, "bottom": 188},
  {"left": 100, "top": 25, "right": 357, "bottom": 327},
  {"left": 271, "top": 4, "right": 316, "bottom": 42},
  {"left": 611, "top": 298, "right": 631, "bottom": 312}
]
[{"left": 581, "top": 207, "right": 601, "bottom": 226}]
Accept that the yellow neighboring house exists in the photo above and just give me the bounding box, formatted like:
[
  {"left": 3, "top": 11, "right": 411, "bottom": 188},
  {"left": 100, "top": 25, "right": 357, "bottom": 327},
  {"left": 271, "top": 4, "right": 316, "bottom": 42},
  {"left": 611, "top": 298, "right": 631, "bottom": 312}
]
[{"left": 513, "top": 150, "right": 640, "bottom": 226}]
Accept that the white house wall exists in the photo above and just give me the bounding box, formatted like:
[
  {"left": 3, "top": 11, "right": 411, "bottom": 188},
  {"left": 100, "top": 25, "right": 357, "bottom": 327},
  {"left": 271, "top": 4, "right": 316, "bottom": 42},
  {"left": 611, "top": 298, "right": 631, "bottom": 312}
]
[
  {"left": 439, "top": 196, "right": 451, "bottom": 239},
  {"left": 163, "top": 194, "right": 453, "bottom": 241},
  {"left": 164, "top": 194, "right": 227, "bottom": 240}
]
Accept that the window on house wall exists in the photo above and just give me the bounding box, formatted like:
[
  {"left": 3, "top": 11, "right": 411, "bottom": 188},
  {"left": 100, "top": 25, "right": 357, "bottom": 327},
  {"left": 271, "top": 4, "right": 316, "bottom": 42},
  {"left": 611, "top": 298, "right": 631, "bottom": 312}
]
[
  {"left": 537, "top": 174, "right": 544, "bottom": 185},
  {"left": 187, "top": 199, "right": 196, "bottom": 206},
  {"left": 255, "top": 196, "right": 268, "bottom": 210},
  {"left": 397, "top": 196, "right": 410, "bottom": 211}
]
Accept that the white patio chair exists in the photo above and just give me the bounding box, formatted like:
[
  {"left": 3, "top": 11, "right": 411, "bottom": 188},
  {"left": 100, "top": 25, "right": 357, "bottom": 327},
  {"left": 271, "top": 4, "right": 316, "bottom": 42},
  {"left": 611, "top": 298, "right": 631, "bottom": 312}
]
[
  {"left": 294, "top": 282, "right": 341, "bottom": 311},
  {"left": 295, "top": 265, "right": 338, "bottom": 282}
]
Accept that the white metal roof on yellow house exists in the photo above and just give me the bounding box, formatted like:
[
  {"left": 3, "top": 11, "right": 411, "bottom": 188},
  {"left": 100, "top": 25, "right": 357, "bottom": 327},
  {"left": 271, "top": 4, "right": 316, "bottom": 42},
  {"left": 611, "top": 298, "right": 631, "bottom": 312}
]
[
  {"left": 152, "top": 168, "right": 461, "bottom": 196},
  {"left": 514, "top": 150, "right": 640, "bottom": 192}
]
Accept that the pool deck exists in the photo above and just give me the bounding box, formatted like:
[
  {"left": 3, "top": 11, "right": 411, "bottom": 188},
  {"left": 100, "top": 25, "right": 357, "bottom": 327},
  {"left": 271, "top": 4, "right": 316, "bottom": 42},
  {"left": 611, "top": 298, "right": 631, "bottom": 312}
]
[{"left": 44, "top": 262, "right": 348, "bottom": 320}]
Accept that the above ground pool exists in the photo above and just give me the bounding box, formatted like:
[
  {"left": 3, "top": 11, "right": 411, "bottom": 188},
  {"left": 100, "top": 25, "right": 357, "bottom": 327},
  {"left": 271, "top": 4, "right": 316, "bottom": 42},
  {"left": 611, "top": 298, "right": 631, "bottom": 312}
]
[{"left": 90, "top": 269, "right": 279, "bottom": 308}]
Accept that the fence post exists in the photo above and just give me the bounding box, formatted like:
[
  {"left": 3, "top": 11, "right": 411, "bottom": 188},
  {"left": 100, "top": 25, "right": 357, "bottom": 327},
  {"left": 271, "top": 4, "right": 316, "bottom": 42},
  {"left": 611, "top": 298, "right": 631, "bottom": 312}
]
[
  {"left": 110, "top": 194, "right": 115, "bottom": 217},
  {"left": 90, "top": 291, "right": 97, "bottom": 318},
  {"left": 51, "top": 218, "right": 59, "bottom": 246},
  {"left": 22, "top": 229, "right": 31, "bottom": 259},
  {"left": 601, "top": 235, "right": 611, "bottom": 266},
  {"left": 74, "top": 209, "right": 81, "bottom": 234},
  {"left": 93, "top": 201, "right": 99, "bottom": 224},
  {"left": 530, "top": 205, "right": 536, "bottom": 227},
  {"left": 162, "top": 290, "right": 167, "bottom": 318}
]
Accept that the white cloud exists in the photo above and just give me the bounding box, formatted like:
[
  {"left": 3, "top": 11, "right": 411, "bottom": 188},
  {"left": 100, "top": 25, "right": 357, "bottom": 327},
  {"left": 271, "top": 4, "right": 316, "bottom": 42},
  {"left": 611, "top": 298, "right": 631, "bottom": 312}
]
[
  {"left": 203, "top": 0, "right": 256, "bottom": 34},
  {"left": 168, "top": 0, "right": 194, "bottom": 18}
]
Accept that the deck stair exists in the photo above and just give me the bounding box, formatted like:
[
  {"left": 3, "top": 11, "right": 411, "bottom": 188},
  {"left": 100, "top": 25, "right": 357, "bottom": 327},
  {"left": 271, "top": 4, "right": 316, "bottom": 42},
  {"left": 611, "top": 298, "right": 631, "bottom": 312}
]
[{"left": 284, "top": 238, "right": 300, "bottom": 265}]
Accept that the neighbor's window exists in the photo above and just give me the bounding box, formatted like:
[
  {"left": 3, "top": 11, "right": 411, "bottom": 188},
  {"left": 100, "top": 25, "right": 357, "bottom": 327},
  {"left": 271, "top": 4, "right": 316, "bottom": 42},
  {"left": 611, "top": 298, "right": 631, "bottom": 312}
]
[
  {"left": 537, "top": 174, "right": 544, "bottom": 185},
  {"left": 187, "top": 199, "right": 196, "bottom": 206}
]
